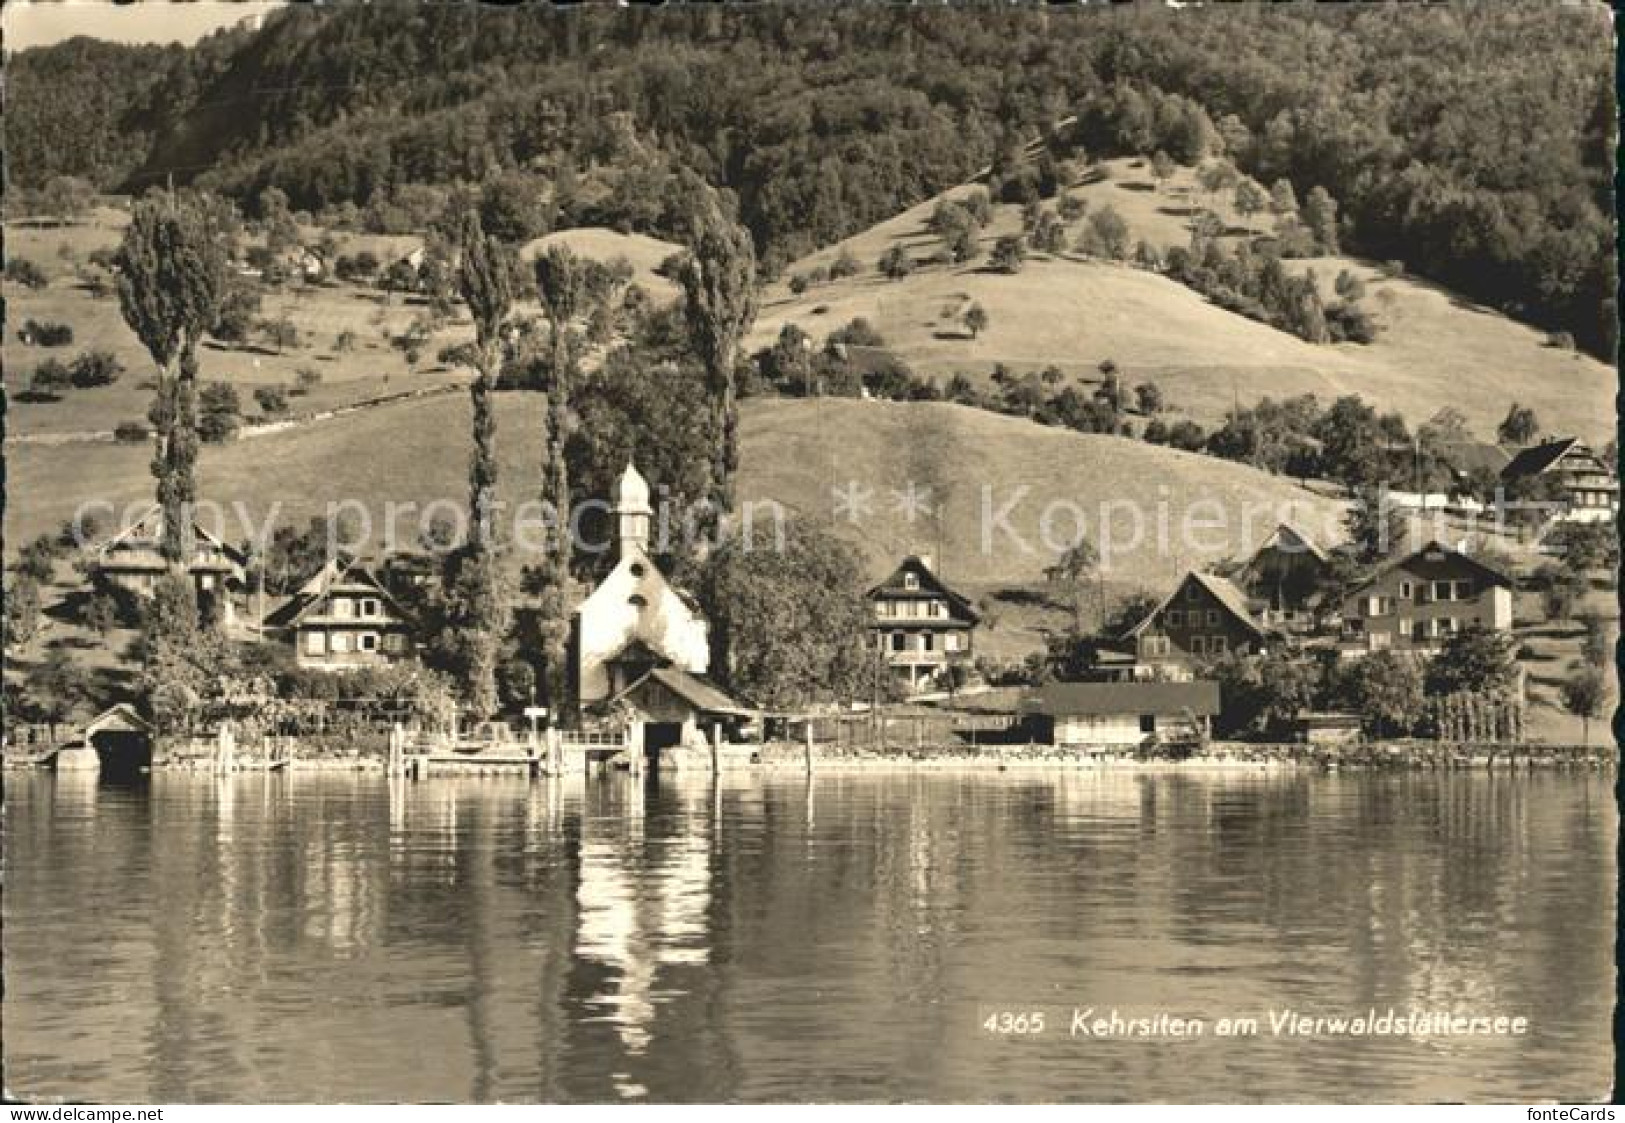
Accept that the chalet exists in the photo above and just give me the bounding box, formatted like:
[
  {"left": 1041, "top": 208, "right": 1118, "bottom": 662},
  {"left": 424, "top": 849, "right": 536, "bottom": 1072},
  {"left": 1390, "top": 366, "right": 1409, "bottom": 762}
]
[
  {"left": 1501, "top": 437, "right": 1618, "bottom": 523},
  {"left": 572, "top": 464, "right": 749, "bottom": 748},
  {"left": 866, "top": 554, "right": 980, "bottom": 693},
  {"left": 1239, "top": 523, "right": 1332, "bottom": 630},
  {"left": 1121, "top": 571, "right": 1269, "bottom": 676},
  {"left": 263, "top": 558, "right": 417, "bottom": 670},
  {"left": 1338, "top": 540, "right": 1513, "bottom": 655},
  {"left": 1021, "top": 680, "right": 1220, "bottom": 750},
  {"left": 93, "top": 505, "right": 248, "bottom": 626}
]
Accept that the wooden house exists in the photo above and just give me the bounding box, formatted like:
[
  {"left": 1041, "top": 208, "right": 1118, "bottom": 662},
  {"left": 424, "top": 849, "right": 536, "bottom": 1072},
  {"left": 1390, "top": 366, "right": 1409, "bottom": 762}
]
[
  {"left": 1021, "top": 680, "right": 1220, "bottom": 750},
  {"left": 1338, "top": 540, "right": 1514, "bottom": 655},
  {"left": 1501, "top": 437, "right": 1618, "bottom": 523},
  {"left": 93, "top": 505, "right": 248, "bottom": 626},
  {"left": 866, "top": 554, "right": 980, "bottom": 693},
  {"left": 1239, "top": 523, "right": 1332, "bottom": 631},
  {"left": 1120, "top": 571, "right": 1269, "bottom": 677},
  {"left": 264, "top": 558, "right": 417, "bottom": 670}
]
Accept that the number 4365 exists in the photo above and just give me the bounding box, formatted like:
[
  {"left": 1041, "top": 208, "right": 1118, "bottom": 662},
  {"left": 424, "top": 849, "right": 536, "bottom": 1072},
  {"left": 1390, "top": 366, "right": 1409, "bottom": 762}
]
[{"left": 983, "top": 1010, "right": 1045, "bottom": 1035}]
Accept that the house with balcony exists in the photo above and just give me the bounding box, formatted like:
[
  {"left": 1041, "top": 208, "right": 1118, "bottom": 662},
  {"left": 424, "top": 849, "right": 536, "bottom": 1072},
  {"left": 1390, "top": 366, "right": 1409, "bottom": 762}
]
[
  {"left": 866, "top": 555, "right": 980, "bottom": 693},
  {"left": 1238, "top": 523, "right": 1333, "bottom": 631},
  {"left": 1501, "top": 436, "right": 1618, "bottom": 523},
  {"left": 264, "top": 557, "right": 417, "bottom": 670},
  {"left": 92, "top": 504, "right": 248, "bottom": 628},
  {"left": 1338, "top": 540, "right": 1513, "bottom": 655}
]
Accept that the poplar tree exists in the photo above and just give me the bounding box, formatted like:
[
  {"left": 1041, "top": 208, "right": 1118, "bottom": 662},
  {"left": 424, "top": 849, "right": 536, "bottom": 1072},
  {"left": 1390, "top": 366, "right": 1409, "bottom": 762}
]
[
  {"left": 677, "top": 188, "right": 758, "bottom": 523},
  {"left": 115, "top": 190, "right": 227, "bottom": 567}
]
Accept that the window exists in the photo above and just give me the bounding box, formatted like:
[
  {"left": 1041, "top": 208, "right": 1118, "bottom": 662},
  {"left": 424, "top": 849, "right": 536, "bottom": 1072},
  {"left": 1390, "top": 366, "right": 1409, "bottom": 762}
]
[
  {"left": 903, "top": 573, "right": 919, "bottom": 590},
  {"left": 331, "top": 632, "right": 352, "bottom": 653},
  {"left": 629, "top": 562, "right": 646, "bottom": 578},
  {"left": 1167, "top": 610, "right": 1183, "bottom": 626},
  {"left": 304, "top": 630, "right": 325, "bottom": 656},
  {"left": 928, "top": 600, "right": 945, "bottom": 618},
  {"left": 1431, "top": 580, "right": 1454, "bottom": 602},
  {"left": 331, "top": 597, "right": 353, "bottom": 618},
  {"left": 1453, "top": 580, "right": 1474, "bottom": 600},
  {"left": 1139, "top": 714, "right": 1156, "bottom": 734},
  {"left": 1399, "top": 580, "right": 1413, "bottom": 600},
  {"left": 1185, "top": 584, "right": 1200, "bottom": 602},
  {"left": 360, "top": 633, "right": 379, "bottom": 652},
  {"left": 360, "top": 597, "right": 381, "bottom": 618},
  {"left": 1211, "top": 636, "right": 1228, "bottom": 655},
  {"left": 1191, "top": 636, "right": 1207, "bottom": 655},
  {"left": 1206, "top": 610, "right": 1219, "bottom": 626},
  {"left": 628, "top": 594, "right": 648, "bottom": 608},
  {"left": 921, "top": 633, "right": 935, "bottom": 652},
  {"left": 383, "top": 633, "right": 406, "bottom": 654},
  {"left": 944, "top": 634, "right": 960, "bottom": 652},
  {"left": 891, "top": 633, "right": 906, "bottom": 652},
  {"left": 1412, "top": 620, "right": 1427, "bottom": 641}
]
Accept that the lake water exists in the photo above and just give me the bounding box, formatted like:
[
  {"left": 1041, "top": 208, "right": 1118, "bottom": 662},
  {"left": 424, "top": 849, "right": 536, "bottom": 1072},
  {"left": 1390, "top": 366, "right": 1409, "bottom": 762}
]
[{"left": 3, "top": 768, "right": 1614, "bottom": 1103}]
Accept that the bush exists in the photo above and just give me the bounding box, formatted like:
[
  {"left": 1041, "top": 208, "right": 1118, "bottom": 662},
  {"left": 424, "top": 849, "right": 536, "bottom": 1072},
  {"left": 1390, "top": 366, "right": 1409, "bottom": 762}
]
[
  {"left": 26, "top": 358, "right": 72, "bottom": 401},
  {"left": 113, "top": 420, "right": 150, "bottom": 443},
  {"left": 828, "top": 317, "right": 885, "bottom": 348},
  {"left": 254, "top": 384, "right": 290, "bottom": 415},
  {"left": 293, "top": 367, "right": 323, "bottom": 395},
  {"left": 68, "top": 350, "right": 122, "bottom": 388},
  {"left": 5, "top": 257, "right": 49, "bottom": 290},
  {"left": 198, "top": 382, "right": 243, "bottom": 443},
  {"left": 788, "top": 273, "right": 809, "bottom": 295},
  {"left": 1546, "top": 330, "right": 1577, "bottom": 351},
  {"left": 22, "top": 319, "right": 74, "bottom": 347},
  {"left": 828, "top": 248, "right": 862, "bottom": 280},
  {"left": 990, "top": 235, "right": 1026, "bottom": 274}
]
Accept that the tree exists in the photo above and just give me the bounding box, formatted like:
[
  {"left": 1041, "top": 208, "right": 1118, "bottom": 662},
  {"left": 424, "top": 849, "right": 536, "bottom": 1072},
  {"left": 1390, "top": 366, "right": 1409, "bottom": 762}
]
[
  {"left": 1497, "top": 403, "right": 1539, "bottom": 446},
  {"left": 5, "top": 574, "right": 42, "bottom": 647},
  {"left": 254, "top": 384, "right": 290, "bottom": 416},
  {"left": 258, "top": 185, "right": 300, "bottom": 256},
  {"left": 878, "top": 244, "right": 912, "bottom": 280},
  {"left": 1134, "top": 381, "right": 1164, "bottom": 414},
  {"left": 116, "top": 190, "right": 227, "bottom": 567},
  {"left": 1341, "top": 650, "right": 1425, "bottom": 737},
  {"left": 1334, "top": 269, "right": 1367, "bottom": 302},
  {"left": 962, "top": 302, "right": 988, "bottom": 339},
  {"left": 27, "top": 358, "right": 72, "bottom": 401},
  {"left": 531, "top": 243, "right": 588, "bottom": 712},
  {"left": 990, "top": 235, "right": 1026, "bottom": 274},
  {"left": 677, "top": 184, "right": 758, "bottom": 520},
  {"left": 1425, "top": 627, "right": 1519, "bottom": 698},
  {"left": 449, "top": 206, "right": 516, "bottom": 720},
  {"left": 1581, "top": 614, "right": 1612, "bottom": 668},
  {"left": 1083, "top": 205, "right": 1130, "bottom": 259},
  {"left": 1302, "top": 186, "right": 1339, "bottom": 254},
  {"left": 1561, "top": 666, "right": 1609, "bottom": 746},
  {"left": 197, "top": 381, "right": 242, "bottom": 443},
  {"left": 85, "top": 593, "right": 120, "bottom": 637},
  {"left": 696, "top": 518, "right": 871, "bottom": 710},
  {"left": 1150, "top": 150, "right": 1175, "bottom": 191},
  {"left": 1233, "top": 178, "right": 1269, "bottom": 228},
  {"left": 478, "top": 170, "right": 551, "bottom": 244},
  {"left": 258, "top": 315, "right": 300, "bottom": 354},
  {"left": 27, "top": 649, "right": 95, "bottom": 739},
  {"left": 1269, "top": 178, "right": 1299, "bottom": 217},
  {"left": 1044, "top": 539, "right": 1099, "bottom": 632}
]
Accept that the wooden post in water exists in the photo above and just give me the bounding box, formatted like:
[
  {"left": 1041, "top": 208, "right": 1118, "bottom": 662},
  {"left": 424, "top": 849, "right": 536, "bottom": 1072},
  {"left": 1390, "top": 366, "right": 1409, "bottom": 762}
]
[
  {"left": 215, "top": 723, "right": 235, "bottom": 774},
  {"left": 803, "top": 720, "right": 813, "bottom": 774},
  {"left": 711, "top": 721, "right": 721, "bottom": 773},
  {"left": 388, "top": 724, "right": 404, "bottom": 775}
]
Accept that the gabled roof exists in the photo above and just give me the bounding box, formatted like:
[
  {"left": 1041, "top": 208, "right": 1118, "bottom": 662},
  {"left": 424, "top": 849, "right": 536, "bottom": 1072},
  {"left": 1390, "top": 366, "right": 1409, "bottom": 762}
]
[
  {"left": 1440, "top": 440, "right": 1512, "bottom": 475},
  {"left": 613, "top": 665, "right": 755, "bottom": 717},
  {"left": 1123, "top": 571, "right": 1265, "bottom": 639},
  {"left": 1021, "top": 680, "right": 1221, "bottom": 718},
  {"left": 1255, "top": 522, "right": 1329, "bottom": 564},
  {"left": 265, "top": 557, "right": 410, "bottom": 629},
  {"left": 1344, "top": 540, "right": 1514, "bottom": 597},
  {"left": 84, "top": 703, "right": 153, "bottom": 738},
  {"left": 1501, "top": 437, "right": 1585, "bottom": 480},
  {"left": 97, "top": 504, "right": 248, "bottom": 571},
  {"left": 866, "top": 555, "right": 980, "bottom": 621}
]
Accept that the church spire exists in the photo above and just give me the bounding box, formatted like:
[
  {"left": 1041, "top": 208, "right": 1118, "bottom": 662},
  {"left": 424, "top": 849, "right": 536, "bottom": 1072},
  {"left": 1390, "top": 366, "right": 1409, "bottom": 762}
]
[{"left": 612, "top": 462, "right": 653, "bottom": 558}]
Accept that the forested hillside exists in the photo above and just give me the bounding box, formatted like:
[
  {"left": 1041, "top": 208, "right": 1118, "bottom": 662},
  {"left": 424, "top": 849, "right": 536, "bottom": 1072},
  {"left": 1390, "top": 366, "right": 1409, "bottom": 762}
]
[{"left": 6, "top": 3, "right": 1614, "bottom": 354}]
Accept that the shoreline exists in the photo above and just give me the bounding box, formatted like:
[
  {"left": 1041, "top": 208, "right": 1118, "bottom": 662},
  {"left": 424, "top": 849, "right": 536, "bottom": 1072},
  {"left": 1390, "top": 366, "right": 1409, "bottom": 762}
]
[{"left": 7, "top": 739, "right": 1614, "bottom": 775}]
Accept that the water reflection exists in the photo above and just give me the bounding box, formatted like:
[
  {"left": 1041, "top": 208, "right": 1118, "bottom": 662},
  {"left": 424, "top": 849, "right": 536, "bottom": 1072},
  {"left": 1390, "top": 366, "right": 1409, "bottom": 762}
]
[{"left": 1, "top": 768, "right": 1613, "bottom": 1103}]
